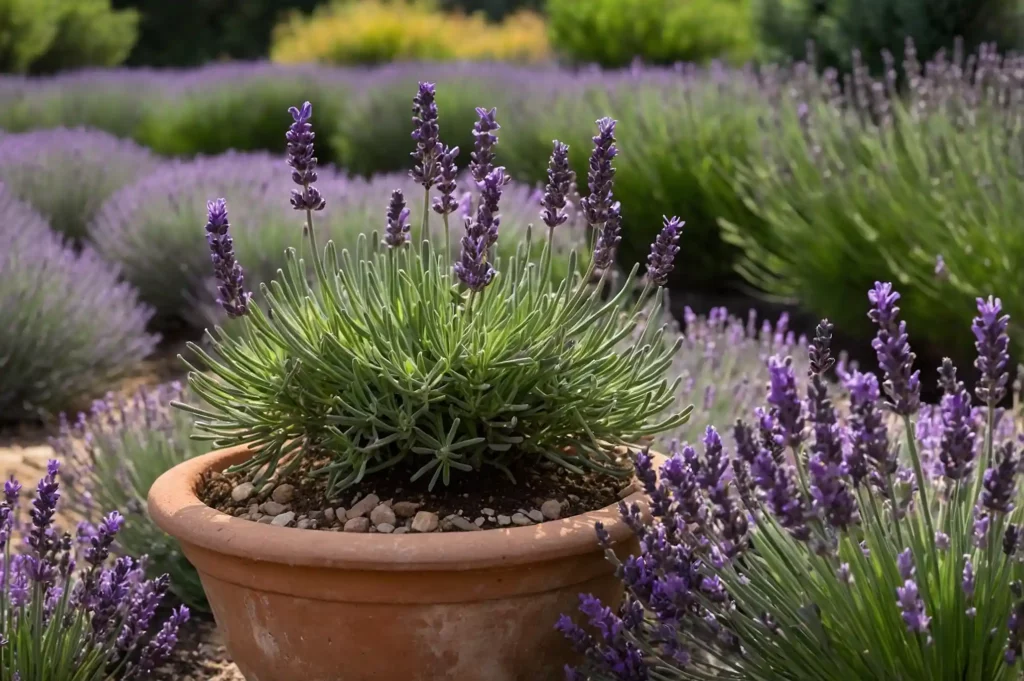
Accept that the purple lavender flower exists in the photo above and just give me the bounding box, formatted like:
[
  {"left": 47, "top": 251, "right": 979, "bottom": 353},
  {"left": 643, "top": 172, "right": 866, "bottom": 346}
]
[
  {"left": 897, "top": 548, "right": 915, "bottom": 580},
  {"left": 896, "top": 579, "right": 930, "bottom": 633},
  {"left": 973, "top": 507, "right": 991, "bottom": 548},
  {"left": 935, "top": 532, "right": 950, "bottom": 551},
  {"left": 454, "top": 216, "right": 494, "bottom": 292},
  {"left": 84, "top": 511, "right": 123, "bottom": 568},
  {"left": 540, "top": 140, "right": 574, "bottom": 230},
  {"left": 591, "top": 201, "right": 622, "bottom": 271},
  {"left": 286, "top": 101, "right": 326, "bottom": 212},
  {"left": 982, "top": 441, "right": 1018, "bottom": 513},
  {"left": 27, "top": 460, "right": 60, "bottom": 559},
  {"left": 973, "top": 296, "right": 1010, "bottom": 405},
  {"left": 475, "top": 167, "right": 505, "bottom": 250},
  {"left": 844, "top": 371, "right": 894, "bottom": 481},
  {"left": 5, "top": 478, "right": 21, "bottom": 507},
  {"left": 118, "top": 574, "right": 170, "bottom": 654},
  {"left": 937, "top": 365, "right": 976, "bottom": 481},
  {"left": 431, "top": 145, "right": 460, "bottom": 216},
  {"left": 868, "top": 282, "right": 920, "bottom": 415},
  {"left": 767, "top": 355, "right": 805, "bottom": 449},
  {"left": 751, "top": 444, "right": 810, "bottom": 540},
  {"left": 205, "top": 198, "right": 251, "bottom": 318},
  {"left": 470, "top": 107, "right": 502, "bottom": 186},
  {"left": 410, "top": 83, "right": 441, "bottom": 189},
  {"left": 557, "top": 594, "right": 648, "bottom": 681},
  {"left": 962, "top": 556, "right": 975, "bottom": 597},
  {"left": 581, "top": 117, "right": 618, "bottom": 228},
  {"left": 383, "top": 189, "right": 411, "bottom": 248},
  {"left": 127, "top": 606, "right": 190, "bottom": 680},
  {"left": 808, "top": 320, "right": 835, "bottom": 376},
  {"left": 645, "top": 216, "right": 683, "bottom": 287}
]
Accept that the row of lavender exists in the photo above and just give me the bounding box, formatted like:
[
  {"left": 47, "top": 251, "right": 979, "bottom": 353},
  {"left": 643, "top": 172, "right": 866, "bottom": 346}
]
[{"left": 2, "top": 42, "right": 1022, "bottom": 365}]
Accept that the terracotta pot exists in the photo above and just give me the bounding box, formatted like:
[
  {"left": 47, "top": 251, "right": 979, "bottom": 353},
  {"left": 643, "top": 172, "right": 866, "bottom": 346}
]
[{"left": 149, "top": 445, "right": 647, "bottom": 681}]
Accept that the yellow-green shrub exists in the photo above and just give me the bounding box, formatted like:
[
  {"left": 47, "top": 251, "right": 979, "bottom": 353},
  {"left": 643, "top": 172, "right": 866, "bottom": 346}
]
[{"left": 270, "top": 0, "right": 550, "bottom": 65}]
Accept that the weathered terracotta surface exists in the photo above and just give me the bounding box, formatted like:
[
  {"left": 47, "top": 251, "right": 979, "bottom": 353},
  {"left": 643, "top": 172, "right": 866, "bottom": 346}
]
[{"left": 149, "top": 445, "right": 645, "bottom": 681}]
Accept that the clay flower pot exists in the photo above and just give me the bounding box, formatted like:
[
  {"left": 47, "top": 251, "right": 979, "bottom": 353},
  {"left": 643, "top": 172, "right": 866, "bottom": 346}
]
[{"left": 149, "top": 445, "right": 647, "bottom": 681}]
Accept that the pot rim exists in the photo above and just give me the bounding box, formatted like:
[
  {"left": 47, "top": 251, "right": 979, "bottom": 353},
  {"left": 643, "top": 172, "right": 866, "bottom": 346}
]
[{"left": 149, "top": 445, "right": 650, "bottom": 572}]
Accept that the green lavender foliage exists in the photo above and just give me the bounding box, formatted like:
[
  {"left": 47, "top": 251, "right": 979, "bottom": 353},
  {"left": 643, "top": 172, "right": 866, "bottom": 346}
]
[
  {"left": 55, "top": 382, "right": 211, "bottom": 611},
  {"left": 181, "top": 98, "right": 689, "bottom": 494},
  {"left": 725, "top": 41, "right": 1024, "bottom": 357}
]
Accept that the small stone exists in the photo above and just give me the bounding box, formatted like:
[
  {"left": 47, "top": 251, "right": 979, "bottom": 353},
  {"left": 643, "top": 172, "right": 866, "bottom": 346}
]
[
  {"left": 344, "top": 517, "right": 370, "bottom": 533},
  {"left": 411, "top": 511, "right": 439, "bottom": 533},
  {"left": 308, "top": 510, "right": 323, "bottom": 521},
  {"left": 393, "top": 527, "right": 410, "bottom": 535},
  {"left": 618, "top": 482, "right": 639, "bottom": 499},
  {"left": 271, "top": 512, "right": 295, "bottom": 527},
  {"left": 271, "top": 484, "right": 296, "bottom": 504},
  {"left": 296, "top": 519, "right": 312, "bottom": 530},
  {"left": 231, "top": 483, "right": 255, "bottom": 503},
  {"left": 376, "top": 523, "right": 395, "bottom": 534},
  {"left": 323, "top": 508, "right": 336, "bottom": 522},
  {"left": 370, "top": 504, "right": 397, "bottom": 527},
  {"left": 347, "top": 494, "right": 380, "bottom": 520},
  {"left": 448, "top": 515, "right": 481, "bottom": 532},
  {"left": 392, "top": 501, "right": 422, "bottom": 518},
  {"left": 335, "top": 507, "right": 347, "bottom": 521},
  {"left": 527, "top": 509, "right": 544, "bottom": 523},
  {"left": 474, "top": 517, "right": 485, "bottom": 527},
  {"left": 261, "top": 501, "right": 288, "bottom": 516},
  {"left": 234, "top": 508, "right": 248, "bottom": 517},
  {"left": 511, "top": 513, "right": 531, "bottom": 526},
  {"left": 247, "top": 503, "right": 259, "bottom": 516},
  {"left": 497, "top": 515, "right": 512, "bottom": 526},
  {"left": 541, "top": 500, "right": 562, "bottom": 520},
  {"left": 257, "top": 516, "right": 274, "bottom": 525},
  {"left": 481, "top": 508, "right": 495, "bottom": 516},
  {"left": 250, "top": 513, "right": 264, "bottom": 522},
  {"left": 382, "top": 499, "right": 393, "bottom": 508},
  {"left": 568, "top": 494, "right": 580, "bottom": 502}
]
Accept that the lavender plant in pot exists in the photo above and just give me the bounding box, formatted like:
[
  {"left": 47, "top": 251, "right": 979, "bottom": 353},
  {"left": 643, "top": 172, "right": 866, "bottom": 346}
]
[{"left": 147, "top": 84, "right": 690, "bottom": 681}]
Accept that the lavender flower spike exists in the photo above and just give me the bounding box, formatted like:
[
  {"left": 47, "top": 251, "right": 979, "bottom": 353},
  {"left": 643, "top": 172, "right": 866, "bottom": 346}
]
[
  {"left": 205, "top": 198, "right": 251, "bottom": 318},
  {"left": 454, "top": 216, "right": 494, "bottom": 292},
  {"left": 540, "top": 141, "right": 574, "bottom": 230},
  {"left": 383, "top": 189, "right": 411, "bottom": 248},
  {"left": 982, "top": 441, "right": 1018, "bottom": 513},
  {"left": 581, "top": 117, "right": 618, "bottom": 228},
  {"left": 896, "top": 579, "right": 930, "bottom": 633},
  {"left": 410, "top": 83, "right": 441, "bottom": 189},
  {"left": 868, "top": 282, "right": 920, "bottom": 415},
  {"left": 286, "top": 101, "right": 325, "bottom": 212},
  {"left": 470, "top": 107, "right": 503, "bottom": 186},
  {"left": 646, "top": 216, "right": 683, "bottom": 286},
  {"left": 766, "top": 355, "right": 805, "bottom": 449},
  {"left": 973, "top": 295, "right": 1010, "bottom": 405},
  {"left": 476, "top": 167, "right": 506, "bottom": 251},
  {"left": 27, "top": 460, "right": 60, "bottom": 558},
  {"left": 591, "top": 201, "right": 622, "bottom": 271},
  {"left": 432, "top": 144, "right": 460, "bottom": 216}
]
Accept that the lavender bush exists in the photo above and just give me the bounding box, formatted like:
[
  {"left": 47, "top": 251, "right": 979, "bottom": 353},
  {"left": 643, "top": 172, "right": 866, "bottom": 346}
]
[
  {"left": 55, "top": 383, "right": 210, "bottom": 611},
  {"left": 0, "top": 185, "right": 156, "bottom": 421},
  {"left": 179, "top": 87, "right": 688, "bottom": 494},
  {"left": 0, "top": 128, "right": 157, "bottom": 241},
  {"left": 727, "top": 40, "right": 1024, "bottom": 357},
  {"left": 0, "top": 460, "right": 188, "bottom": 680},
  {"left": 91, "top": 151, "right": 583, "bottom": 329},
  {"left": 560, "top": 285, "right": 1024, "bottom": 680}
]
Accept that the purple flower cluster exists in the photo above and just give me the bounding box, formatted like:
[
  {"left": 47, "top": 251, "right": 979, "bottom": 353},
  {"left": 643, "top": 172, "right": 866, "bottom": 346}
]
[
  {"left": 455, "top": 167, "right": 505, "bottom": 292},
  {"left": 431, "top": 144, "right": 460, "bottom": 217},
  {"left": 645, "top": 217, "right": 683, "bottom": 287},
  {"left": 0, "top": 182, "right": 156, "bottom": 419},
  {"left": 469, "top": 107, "right": 502, "bottom": 187},
  {"left": 973, "top": 296, "right": 1010, "bottom": 406},
  {"left": 410, "top": 82, "right": 441, "bottom": 189},
  {"left": 540, "top": 140, "right": 574, "bottom": 230},
  {"left": 868, "top": 282, "right": 920, "bottom": 415},
  {"left": 0, "top": 463, "right": 187, "bottom": 680},
  {"left": 286, "top": 101, "right": 326, "bottom": 212},
  {"left": 585, "top": 118, "right": 622, "bottom": 270},
  {"left": 564, "top": 280, "right": 1024, "bottom": 680},
  {"left": 205, "top": 198, "right": 251, "bottom": 318},
  {"left": 383, "top": 189, "right": 411, "bottom": 248}
]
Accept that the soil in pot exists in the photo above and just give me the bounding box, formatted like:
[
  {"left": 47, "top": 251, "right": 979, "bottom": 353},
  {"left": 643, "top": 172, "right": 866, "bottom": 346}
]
[{"left": 198, "top": 449, "right": 640, "bottom": 534}]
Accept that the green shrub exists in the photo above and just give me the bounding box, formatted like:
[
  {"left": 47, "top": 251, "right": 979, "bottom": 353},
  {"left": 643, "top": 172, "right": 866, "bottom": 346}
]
[
  {"left": 133, "top": 65, "right": 346, "bottom": 160},
  {"left": 113, "top": 0, "right": 321, "bottom": 66},
  {"left": 546, "top": 0, "right": 756, "bottom": 68},
  {"left": 56, "top": 382, "right": 211, "bottom": 611},
  {"left": 726, "top": 42, "right": 1024, "bottom": 361},
  {"left": 755, "top": 0, "right": 1024, "bottom": 73},
  {"left": 0, "top": 0, "right": 138, "bottom": 74}
]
